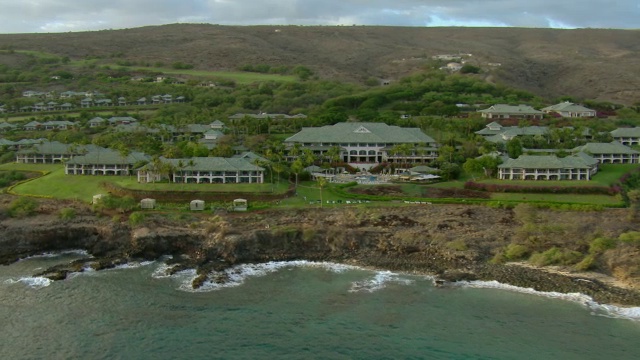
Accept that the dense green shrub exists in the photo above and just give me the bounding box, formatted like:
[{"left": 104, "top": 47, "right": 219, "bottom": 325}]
[
  {"left": 574, "top": 254, "right": 597, "bottom": 271},
  {"left": 0, "top": 171, "right": 26, "bottom": 186},
  {"left": 58, "top": 207, "right": 77, "bottom": 221},
  {"left": 504, "top": 243, "right": 530, "bottom": 260},
  {"left": 8, "top": 197, "right": 38, "bottom": 218},
  {"left": 589, "top": 237, "right": 618, "bottom": 254},
  {"left": 129, "top": 212, "right": 146, "bottom": 226},
  {"left": 619, "top": 231, "right": 640, "bottom": 245},
  {"left": 529, "top": 247, "right": 583, "bottom": 266}
]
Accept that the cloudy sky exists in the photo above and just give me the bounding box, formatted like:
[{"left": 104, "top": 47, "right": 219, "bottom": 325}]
[{"left": 0, "top": 0, "right": 638, "bottom": 33}]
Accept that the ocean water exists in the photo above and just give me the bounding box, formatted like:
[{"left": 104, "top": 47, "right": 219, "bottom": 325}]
[{"left": 1, "top": 253, "right": 639, "bottom": 359}]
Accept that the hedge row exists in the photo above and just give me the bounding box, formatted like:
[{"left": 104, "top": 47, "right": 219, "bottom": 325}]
[
  {"left": 101, "top": 182, "right": 296, "bottom": 203},
  {"left": 463, "top": 181, "right": 619, "bottom": 195}
]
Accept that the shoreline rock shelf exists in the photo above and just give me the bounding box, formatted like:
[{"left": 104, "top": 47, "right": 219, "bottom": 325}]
[{"left": 1, "top": 199, "right": 639, "bottom": 306}]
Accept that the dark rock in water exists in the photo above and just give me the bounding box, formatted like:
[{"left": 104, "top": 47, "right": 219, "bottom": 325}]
[
  {"left": 34, "top": 257, "right": 94, "bottom": 281},
  {"left": 192, "top": 274, "right": 208, "bottom": 289},
  {"left": 42, "top": 270, "right": 69, "bottom": 281},
  {"left": 438, "top": 270, "right": 478, "bottom": 282}
]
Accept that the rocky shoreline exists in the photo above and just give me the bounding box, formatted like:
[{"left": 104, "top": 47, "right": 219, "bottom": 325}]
[{"left": 1, "top": 199, "right": 640, "bottom": 306}]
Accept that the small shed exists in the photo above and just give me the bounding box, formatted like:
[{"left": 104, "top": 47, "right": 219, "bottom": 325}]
[
  {"left": 233, "top": 198, "right": 248, "bottom": 212},
  {"left": 92, "top": 194, "right": 105, "bottom": 204},
  {"left": 190, "top": 200, "right": 205, "bottom": 211},
  {"left": 140, "top": 198, "right": 156, "bottom": 209}
]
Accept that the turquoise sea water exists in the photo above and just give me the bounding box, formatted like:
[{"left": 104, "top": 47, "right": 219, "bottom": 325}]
[{"left": 1, "top": 253, "right": 639, "bottom": 359}]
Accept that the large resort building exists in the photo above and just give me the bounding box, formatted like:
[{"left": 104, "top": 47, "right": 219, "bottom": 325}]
[{"left": 284, "top": 122, "right": 438, "bottom": 170}]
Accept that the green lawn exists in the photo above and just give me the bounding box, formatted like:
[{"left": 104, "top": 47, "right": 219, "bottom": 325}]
[
  {"left": 7, "top": 165, "right": 105, "bottom": 202},
  {"left": 490, "top": 193, "right": 621, "bottom": 205},
  {"left": 114, "top": 177, "right": 290, "bottom": 193}
]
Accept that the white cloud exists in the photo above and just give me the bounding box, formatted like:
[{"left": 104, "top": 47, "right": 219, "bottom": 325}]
[{"left": 0, "top": 0, "right": 637, "bottom": 33}]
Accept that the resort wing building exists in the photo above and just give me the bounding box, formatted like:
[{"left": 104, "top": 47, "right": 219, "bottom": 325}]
[
  {"left": 16, "top": 141, "right": 103, "bottom": 164},
  {"left": 65, "top": 149, "right": 150, "bottom": 175},
  {"left": 498, "top": 154, "right": 598, "bottom": 181},
  {"left": 611, "top": 127, "right": 640, "bottom": 146},
  {"left": 137, "top": 157, "right": 264, "bottom": 184},
  {"left": 572, "top": 142, "right": 640, "bottom": 164},
  {"left": 284, "top": 122, "right": 438, "bottom": 169}
]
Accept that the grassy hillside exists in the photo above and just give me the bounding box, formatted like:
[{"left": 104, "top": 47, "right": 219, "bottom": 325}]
[{"left": 1, "top": 24, "right": 639, "bottom": 104}]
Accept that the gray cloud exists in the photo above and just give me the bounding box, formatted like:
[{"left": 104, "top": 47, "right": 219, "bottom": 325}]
[{"left": 0, "top": 0, "right": 638, "bottom": 33}]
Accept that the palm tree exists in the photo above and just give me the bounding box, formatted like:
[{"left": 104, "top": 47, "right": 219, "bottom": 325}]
[{"left": 317, "top": 176, "right": 327, "bottom": 208}]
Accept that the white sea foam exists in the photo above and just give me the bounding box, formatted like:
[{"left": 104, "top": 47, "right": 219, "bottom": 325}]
[
  {"left": 152, "top": 263, "right": 181, "bottom": 279},
  {"left": 111, "top": 260, "right": 155, "bottom": 270},
  {"left": 4, "top": 276, "right": 52, "bottom": 289},
  {"left": 19, "top": 249, "right": 90, "bottom": 261},
  {"left": 175, "top": 261, "right": 366, "bottom": 293},
  {"left": 349, "top": 271, "right": 415, "bottom": 293},
  {"left": 459, "top": 280, "right": 640, "bottom": 322}
]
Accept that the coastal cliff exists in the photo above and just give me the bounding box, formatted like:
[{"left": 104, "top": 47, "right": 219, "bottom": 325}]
[{"left": 1, "top": 196, "right": 639, "bottom": 305}]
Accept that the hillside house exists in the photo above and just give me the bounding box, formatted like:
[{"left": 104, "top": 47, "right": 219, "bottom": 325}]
[
  {"left": 478, "top": 104, "right": 544, "bottom": 120},
  {"left": 542, "top": 102, "right": 596, "bottom": 118}
]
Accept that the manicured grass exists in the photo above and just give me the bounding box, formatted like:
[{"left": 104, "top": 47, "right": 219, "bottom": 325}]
[
  {"left": 490, "top": 193, "right": 622, "bottom": 205},
  {"left": 8, "top": 165, "right": 105, "bottom": 202},
  {"left": 114, "top": 177, "right": 290, "bottom": 193},
  {"left": 592, "top": 164, "right": 639, "bottom": 185}
]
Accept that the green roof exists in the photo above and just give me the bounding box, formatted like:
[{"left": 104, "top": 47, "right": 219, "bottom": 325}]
[
  {"left": 66, "top": 149, "right": 149, "bottom": 165},
  {"left": 611, "top": 127, "right": 640, "bottom": 137},
  {"left": 160, "top": 157, "right": 264, "bottom": 172},
  {"left": 542, "top": 102, "right": 595, "bottom": 113},
  {"left": 478, "top": 104, "right": 543, "bottom": 115},
  {"left": 574, "top": 142, "right": 639, "bottom": 155},
  {"left": 498, "top": 154, "right": 595, "bottom": 169},
  {"left": 285, "top": 122, "right": 436, "bottom": 144}
]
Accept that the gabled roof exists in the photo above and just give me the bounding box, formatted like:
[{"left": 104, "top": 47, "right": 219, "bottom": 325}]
[
  {"left": 66, "top": 149, "right": 149, "bottom": 165},
  {"left": 573, "top": 142, "right": 639, "bottom": 155},
  {"left": 498, "top": 154, "right": 595, "bottom": 169},
  {"left": 88, "top": 117, "right": 106, "bottom": 124},
  {"left": 158, "top": 157, "right": 264, "bottom": 172},
  {"left": 232, "top": 151, "right": 268, "bottom": 164},
  {"left": 285, "top": 122, "right": 436, "bottom": 144},
  {"left": 0, "top": 122, "right": 17, "bottom": 129},
  {"left": 478, "top": 104, "right": 543, "bottom": 115},
  {"left": 542, "top": 102, "right": 595, "bottom": 113},
  {"left": 611, "top": 127, "right": 640, "bottom": 137}
]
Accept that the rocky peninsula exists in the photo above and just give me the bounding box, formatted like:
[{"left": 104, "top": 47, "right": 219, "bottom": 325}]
[{"left": 1, "top": 194, "right": 639, "bottom": 306}]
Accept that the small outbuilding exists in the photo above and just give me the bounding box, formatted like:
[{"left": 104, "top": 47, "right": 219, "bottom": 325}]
[
  {"left": 140, "top": 198, "right": 156, "bottom": 209},
  {"left": 92, "top": 194, "right": 105, "bottom": 204},
  {"left": 190, "top": 200, "right": 205, "bottom": 211},
  {"left": 233, "top": 198, "right": 248, "bottom": 212}
]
